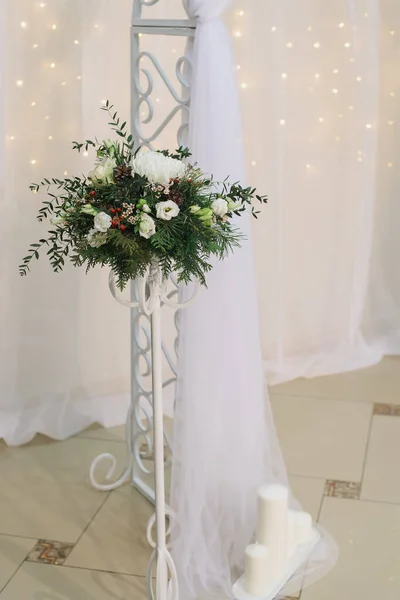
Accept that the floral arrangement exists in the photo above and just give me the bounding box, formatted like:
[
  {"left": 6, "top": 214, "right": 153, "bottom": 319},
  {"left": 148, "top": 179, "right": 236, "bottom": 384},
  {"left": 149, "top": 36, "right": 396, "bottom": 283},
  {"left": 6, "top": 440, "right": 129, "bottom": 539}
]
[{"left": 20, "top": 102, "right": 267, "bottom": 289}]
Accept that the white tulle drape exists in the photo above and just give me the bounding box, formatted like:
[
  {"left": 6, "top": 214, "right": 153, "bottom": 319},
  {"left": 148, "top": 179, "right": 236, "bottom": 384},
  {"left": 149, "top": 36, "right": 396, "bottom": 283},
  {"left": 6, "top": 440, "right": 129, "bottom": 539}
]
[{"left": 170, "top": 2, "right": 336, "bottom": 598}]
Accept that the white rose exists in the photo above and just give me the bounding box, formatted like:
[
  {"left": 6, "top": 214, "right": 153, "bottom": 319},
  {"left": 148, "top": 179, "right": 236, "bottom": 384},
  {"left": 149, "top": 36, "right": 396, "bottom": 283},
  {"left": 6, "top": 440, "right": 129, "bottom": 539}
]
[
  {"left": 87, "top": 228, "right": 108, "bottom": 248},
  {"left": 132, "top": 151, "right": 185, "bottom": 185},
  {"left": 94, "top": 211, "right": 112, "bottom": 232},
  {"left": 211, "top": 198, "right": 229, "bottom": 217},
  {"left": 103, "top": 138, "right": 116, "bottom": 157},
  {"left": 139, "top": 213, "right": 156, "bottom": 239},
  {"left": 156, "top": 200, "right": 180, "bottom": 221},
  {"left": 142, "top": 204, "right": 151, "bottom": 214},
  {"left": 88, "top": 156, "right": 116, "bottom": 185}
]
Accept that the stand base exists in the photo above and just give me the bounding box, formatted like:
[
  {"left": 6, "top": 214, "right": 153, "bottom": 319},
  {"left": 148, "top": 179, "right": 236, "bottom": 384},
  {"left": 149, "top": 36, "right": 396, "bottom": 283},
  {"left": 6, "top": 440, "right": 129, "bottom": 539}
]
[{"left": 232, "top": 527, "right": 321, "bottom": 600}]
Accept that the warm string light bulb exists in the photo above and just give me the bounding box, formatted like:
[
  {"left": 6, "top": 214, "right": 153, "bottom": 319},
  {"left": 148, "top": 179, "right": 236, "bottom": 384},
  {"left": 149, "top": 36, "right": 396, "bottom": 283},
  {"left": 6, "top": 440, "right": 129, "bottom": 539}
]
[
  {"left": 50, "top": 62, "right": 56, "bottom": 69},
  {"left": 20, "top": 21, "right": 27, "bottom": 28},
  {"left": 16, "top": 80, "right": 23, "bottom": 87},
  {"left": 240, "top": 83, "right": 247, "bottom": 89},
  {"left": 344, "top": 42, "right": 351, "bottom": 48},
  {"left": 31, "top": 101, "right": 36, "bottom": 106},
  {"left": 313, "top": 42, "right": 321, "bottom": 48},
  {"left": 281, "top": 73, "right": 288, "bottom": 79},
  {"left": 279, "top": 119, "right": 286, "bottom": 125},
  {"left": 332, "top": 88, "right": 338, "bottom": 94},
  {"left": 238, "top": 10, "right": 244, "bottom": 16},
  {"left": 338, "top": 22, "right": 345, "bottom": 28},
  {"left": 51, "top": 24, "right": 57, "bottom": 30}
]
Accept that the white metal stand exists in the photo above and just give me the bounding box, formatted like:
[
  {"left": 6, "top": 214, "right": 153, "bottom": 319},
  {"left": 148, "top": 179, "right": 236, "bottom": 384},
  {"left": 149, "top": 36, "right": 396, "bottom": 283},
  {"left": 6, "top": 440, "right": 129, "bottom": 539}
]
[
  {"left": 89, "top": 0, "right": 196, "bottom": 504},
  {"left": 101, "top": 264, "right": 199, "bottom": 600}
]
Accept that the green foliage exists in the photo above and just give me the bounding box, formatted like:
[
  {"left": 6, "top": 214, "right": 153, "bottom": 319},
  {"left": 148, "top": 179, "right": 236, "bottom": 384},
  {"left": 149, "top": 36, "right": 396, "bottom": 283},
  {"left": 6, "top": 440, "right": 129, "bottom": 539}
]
[{"left": 21, "top": 102, "right": 267, "bottom": 290}]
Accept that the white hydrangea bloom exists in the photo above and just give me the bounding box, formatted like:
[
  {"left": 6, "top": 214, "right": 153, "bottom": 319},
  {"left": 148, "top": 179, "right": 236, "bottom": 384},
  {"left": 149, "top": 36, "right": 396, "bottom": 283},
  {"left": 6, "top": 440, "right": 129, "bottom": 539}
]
[{"left": 132, "top": 151, "right": 185, "bottom": 185}]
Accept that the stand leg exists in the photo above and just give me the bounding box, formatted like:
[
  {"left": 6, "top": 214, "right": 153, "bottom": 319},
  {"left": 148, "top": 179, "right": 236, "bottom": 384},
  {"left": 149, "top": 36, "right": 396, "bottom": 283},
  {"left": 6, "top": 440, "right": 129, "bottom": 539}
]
[{"left": 151, "top": 295, "right": 169, "bottom": 600}]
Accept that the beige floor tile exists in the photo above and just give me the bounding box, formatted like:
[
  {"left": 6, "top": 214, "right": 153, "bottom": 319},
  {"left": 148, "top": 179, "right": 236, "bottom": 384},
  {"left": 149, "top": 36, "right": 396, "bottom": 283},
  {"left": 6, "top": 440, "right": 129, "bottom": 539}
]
[
  {"left": 270, "top": 356, "right": 400, "bottom": 404},
  {"left": 66, "top": 485, "right": 153, "bottom": 576},
  {"left": 0, "top": 437, "right": 128, "bottom": 541},
  {"left": 289, "top": 476, "right": 325, "bottom": 521},
  {"left": 271, "top": 395, "right": 372, "bottom": 480},
  {"left": 0, "top": 535, "right": 36, "bottom": 591},
  {"left": 76, "top": 424, "right": 126, "bottom": 442},
  {"left": 301, "top": 498, "right": 400, "bottom": 600},
  {"left": 0, "top": 561, "right": 147, "bottom": 600},
  {"left": 362, "top": 416, "right": 400, "bottom": 504}
]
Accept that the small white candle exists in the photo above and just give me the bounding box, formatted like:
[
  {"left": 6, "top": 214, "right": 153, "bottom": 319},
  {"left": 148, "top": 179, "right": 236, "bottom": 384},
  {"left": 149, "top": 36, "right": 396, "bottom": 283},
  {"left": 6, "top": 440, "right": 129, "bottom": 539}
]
[
  {"left": 287, "top": 509, "right": 298, "bottom": 558},
  {"left": 256, "top": 484, "right": 288, "bottom": 579},
  {"left": 294, "top": 511, "right": 313, "bottom": 545},
  {"left": 244, "top": 544, "right": 271, "bottom": 596}
]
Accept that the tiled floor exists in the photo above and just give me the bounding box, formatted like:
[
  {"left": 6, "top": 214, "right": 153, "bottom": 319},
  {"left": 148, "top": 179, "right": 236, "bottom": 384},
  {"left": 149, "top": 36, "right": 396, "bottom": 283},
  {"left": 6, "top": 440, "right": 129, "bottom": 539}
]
[{"left": 1, "top": 357, "right": 400, "bottom": 599}]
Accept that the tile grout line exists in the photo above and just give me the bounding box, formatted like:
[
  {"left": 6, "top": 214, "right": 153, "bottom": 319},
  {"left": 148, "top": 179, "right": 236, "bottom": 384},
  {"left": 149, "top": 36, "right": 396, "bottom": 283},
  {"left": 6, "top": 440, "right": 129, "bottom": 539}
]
[
  {"left": 60, "top": 562, "right": 147, "bottom": 579},
  {"left": 71, "top": 489, "right": 112, "bottom": 550},
  {"left": 76, "top": 435, "right": 126, "bottom": 443},
  {"left": 360, "top": 408, "right": 374, "bottom": 489},
  {"left": 0, "top": 532, "right": 42, "bottom": 542},
  {"left": 270, "top": 390, "right": 385, "bottom": 406},
  {"left": 0, "top": 540, "right": 38, "bottom": 595}
]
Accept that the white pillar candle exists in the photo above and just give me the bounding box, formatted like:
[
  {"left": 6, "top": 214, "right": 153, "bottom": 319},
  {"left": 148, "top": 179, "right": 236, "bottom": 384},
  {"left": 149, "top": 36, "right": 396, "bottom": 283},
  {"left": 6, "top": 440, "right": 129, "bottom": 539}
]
[
  {"left": 256, "top": 484, "right": 288, "bottom": 579},
  {"left": 294, "top": 511, "right": 313, "bottom": 545},
  {"left": 287, "top": 509, "right": 298, "bottom": 558},
  {"left": 244, "top": 544, "right": 271, "bottom": 596}
]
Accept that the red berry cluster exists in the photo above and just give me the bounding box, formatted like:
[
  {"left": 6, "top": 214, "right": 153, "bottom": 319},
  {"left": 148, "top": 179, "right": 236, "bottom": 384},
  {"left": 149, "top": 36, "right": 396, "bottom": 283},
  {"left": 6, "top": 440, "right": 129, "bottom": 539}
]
[{"left": 110, "top": 207, "right": 126, "bottom": 231}]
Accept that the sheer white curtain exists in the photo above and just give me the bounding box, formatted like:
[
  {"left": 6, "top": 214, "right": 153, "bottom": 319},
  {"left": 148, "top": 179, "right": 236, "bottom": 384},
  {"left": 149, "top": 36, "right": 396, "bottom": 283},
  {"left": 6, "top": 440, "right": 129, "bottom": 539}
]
[
  {"left": 230, "top": 0, "right": 400, "bottom": 384},
  {"left": 0, "top": 0, "right": 134, "bottom": 445},
  {"left": 2, "top": 0, "right": 399, "bottom": 478}
]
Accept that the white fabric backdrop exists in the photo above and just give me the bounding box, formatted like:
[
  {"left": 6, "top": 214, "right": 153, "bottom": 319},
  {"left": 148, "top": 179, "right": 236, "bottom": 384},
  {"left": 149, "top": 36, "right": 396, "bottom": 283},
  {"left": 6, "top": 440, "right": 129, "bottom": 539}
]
[
  {"left": 1, "top": 0, "right": 399, "bottom": 445},
  {"left": 230, "top": 0, "right": 400, "bottom": 383}
]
